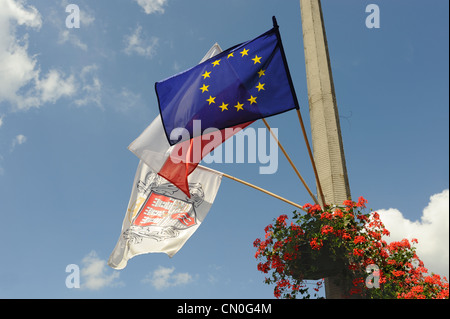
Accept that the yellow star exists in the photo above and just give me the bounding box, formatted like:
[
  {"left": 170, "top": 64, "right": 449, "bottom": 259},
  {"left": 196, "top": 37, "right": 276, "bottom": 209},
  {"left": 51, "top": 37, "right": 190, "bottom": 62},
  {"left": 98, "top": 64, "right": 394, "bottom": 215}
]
[
  {"left": 206, "top": 96, "right": 216, "bottom": 105},
  {"left": 258, "top": 69, "right": 265, "bottom": 77},
  {"left": 202, "top": 71, "right": 211, "bottom": 79},
  {"left": 252, "top": 55, "right": 262, "bottom": 64},
  {"left": 256, "top": 82, "right": 265, "bottom": 92},
  {"left": 234, "top": 102, "right": 244, "bottom": 111},
  {"left": 247, "top": 95, "right": 257, "bottom": 105},
  {"left": 227, "top": 52, "right": 234, "bottom": 59},
  {"left": 199, "top": 84, "right": 209, "bottom": 93},
  {"left": 240, "top": 48, "right": 249, "bottom": 57},
  {"left": 218, "top": 102, "right": 228, "bottom": 112},
  {"left": 212, "top": 59, "right": 221, "bottom": 67}
]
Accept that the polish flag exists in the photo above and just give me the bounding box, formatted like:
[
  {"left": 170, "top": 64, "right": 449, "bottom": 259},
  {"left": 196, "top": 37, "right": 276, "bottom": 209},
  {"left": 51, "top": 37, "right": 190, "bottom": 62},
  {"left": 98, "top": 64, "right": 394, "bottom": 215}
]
[{"left": 128, "top": 114, "right": 251, "bottom": 196}]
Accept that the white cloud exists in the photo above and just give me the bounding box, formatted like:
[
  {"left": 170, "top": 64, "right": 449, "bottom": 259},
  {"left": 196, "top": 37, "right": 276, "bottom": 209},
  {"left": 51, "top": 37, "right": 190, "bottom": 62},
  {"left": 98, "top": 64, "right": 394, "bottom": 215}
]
[
  {"left": 142, "top": 266, "right": 194, "bottom": 290},
  {"left": 0, "top": 0, "right": 42, "bottom": 28},
  {"left": 10, "top": 134, "right": 27, "bottom": 152},
  {"left": 12, "top": 134, "right": 26, "bottom": 146},
  {"left": 74, "top": 65, "right": 102, "bottom": 108},
  {"left": 0, "top": 0, "right": 77, "bottom": 111},
  {"left": 0, "top": 0, "right": 40, "bottom": 109},
  {"left": 58, "top": 29, "right": 88, "bottom": 51},
  {"left": 377, "top": 189, "right": 449, "bottom": 277},
  {"left": 80, "top": 10, "right": 95, "bottom": 27},
  {"left": 134, "top": 0, "right": 168, "bottom": 14},
  {"left": 38, "top": 69, "right": 76, "bottom": 103},
  {"left": 81, "top": 251, "right": 122, "bottom": 290},
  {"left": 124, "top": 25, "right": 159, "bottom": 58},
  {"left": 113, "top": 87, "right": 142, "bottom": 112},
  {"left": 75, "top": 1, "right": 95, "bottom": 27}
]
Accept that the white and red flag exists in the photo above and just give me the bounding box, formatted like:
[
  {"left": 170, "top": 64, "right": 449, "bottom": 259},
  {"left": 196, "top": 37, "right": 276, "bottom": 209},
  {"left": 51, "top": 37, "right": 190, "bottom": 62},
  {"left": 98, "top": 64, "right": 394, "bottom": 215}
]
[
  {"left": 108, "top": 161, "right": 222, "bottom": 269},
  {"left": 128, "top": 113, "right": 250, "bottom": 196}
]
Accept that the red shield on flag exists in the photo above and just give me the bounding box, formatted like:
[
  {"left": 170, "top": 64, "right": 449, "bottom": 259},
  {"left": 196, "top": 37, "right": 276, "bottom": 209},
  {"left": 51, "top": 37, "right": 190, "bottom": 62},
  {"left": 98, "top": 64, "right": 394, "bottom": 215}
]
[{"left": 133, "top": 192, "right": 197, "bottom": 230}]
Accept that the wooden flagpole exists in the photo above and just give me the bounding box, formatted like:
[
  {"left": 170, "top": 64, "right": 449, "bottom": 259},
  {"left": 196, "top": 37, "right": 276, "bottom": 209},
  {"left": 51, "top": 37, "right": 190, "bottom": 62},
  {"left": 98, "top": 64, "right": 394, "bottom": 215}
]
[
  {"left": 261, "top": 118, "right": 319, "bottom": 205},
  {"left": 221, "top": 172, "right": 307, "bottom": 212},
  {"left": 198, "top": 165, "right": 306, "bottom": 212}
]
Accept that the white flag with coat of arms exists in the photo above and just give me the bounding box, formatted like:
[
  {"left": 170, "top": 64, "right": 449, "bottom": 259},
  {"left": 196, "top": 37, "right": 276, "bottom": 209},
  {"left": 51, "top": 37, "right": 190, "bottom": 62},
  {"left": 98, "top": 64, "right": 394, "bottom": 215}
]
[{"left": 108, "top": 161, "right": 222, "bottom": 269}]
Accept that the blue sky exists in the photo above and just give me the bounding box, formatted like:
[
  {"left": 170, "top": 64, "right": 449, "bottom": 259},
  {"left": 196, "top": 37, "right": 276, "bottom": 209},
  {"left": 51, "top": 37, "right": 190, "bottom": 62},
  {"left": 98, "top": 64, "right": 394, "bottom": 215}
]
[{"left": 0, "top": 0, "right": 448, "bottom": 299}]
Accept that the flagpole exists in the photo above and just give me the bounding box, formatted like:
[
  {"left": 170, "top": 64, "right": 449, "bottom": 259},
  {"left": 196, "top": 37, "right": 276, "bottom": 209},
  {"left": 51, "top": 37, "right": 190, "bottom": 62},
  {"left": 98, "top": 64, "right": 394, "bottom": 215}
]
[
  {"left": 199, "top": 165, "right": 306, "bottom": 211},
  {"left": 221, "top": 172, "right": 307, "bottom": 212},
  {"left": 261, "top": 118, "right": 319, "bottom": 205},
  {"left": 295, "top": 108, "right": 326, "bottom": 205}
]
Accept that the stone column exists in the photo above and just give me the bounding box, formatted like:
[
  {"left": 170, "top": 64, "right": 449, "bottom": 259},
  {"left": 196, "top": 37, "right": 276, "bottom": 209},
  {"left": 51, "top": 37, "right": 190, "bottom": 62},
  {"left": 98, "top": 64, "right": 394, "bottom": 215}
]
[{"left": 299, "top": 0, "right": 352, "bottom": 298}]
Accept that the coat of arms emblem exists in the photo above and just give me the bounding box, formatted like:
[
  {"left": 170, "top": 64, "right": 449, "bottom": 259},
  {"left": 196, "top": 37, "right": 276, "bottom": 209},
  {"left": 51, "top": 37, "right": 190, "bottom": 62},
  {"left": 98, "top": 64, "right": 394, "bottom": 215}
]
[{"left": 123, "top": 171, "right": 204, "bottom": 243}]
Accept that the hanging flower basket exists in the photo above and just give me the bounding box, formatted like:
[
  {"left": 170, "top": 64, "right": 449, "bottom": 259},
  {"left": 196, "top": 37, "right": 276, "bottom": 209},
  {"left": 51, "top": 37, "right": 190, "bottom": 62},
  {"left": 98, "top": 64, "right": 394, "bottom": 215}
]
[
  {"left": 285, "top": 243, "right": 347, "bottom": 280},
  {"left": 253, "top": 197, "right": 449, "bottom": 299}
]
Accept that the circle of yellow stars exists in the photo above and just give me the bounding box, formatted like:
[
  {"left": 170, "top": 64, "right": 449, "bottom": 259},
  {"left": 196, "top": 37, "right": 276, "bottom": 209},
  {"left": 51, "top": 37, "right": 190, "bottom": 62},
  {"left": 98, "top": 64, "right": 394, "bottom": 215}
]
[{"left": 199, "top": 47, "right": 266, "bottom": 113}]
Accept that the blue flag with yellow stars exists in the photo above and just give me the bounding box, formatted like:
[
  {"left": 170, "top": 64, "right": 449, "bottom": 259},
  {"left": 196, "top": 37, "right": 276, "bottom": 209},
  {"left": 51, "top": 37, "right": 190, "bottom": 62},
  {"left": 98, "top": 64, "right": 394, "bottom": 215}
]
[{"left": 156, "top": 18, "right": 299, "bottom": 145}]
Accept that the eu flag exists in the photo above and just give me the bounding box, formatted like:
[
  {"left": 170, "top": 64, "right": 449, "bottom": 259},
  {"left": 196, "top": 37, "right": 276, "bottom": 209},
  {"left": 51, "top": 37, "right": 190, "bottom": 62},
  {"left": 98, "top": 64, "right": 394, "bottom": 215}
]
[{"left": 156, "top": 19, "right": 299, "bottom": 145}]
